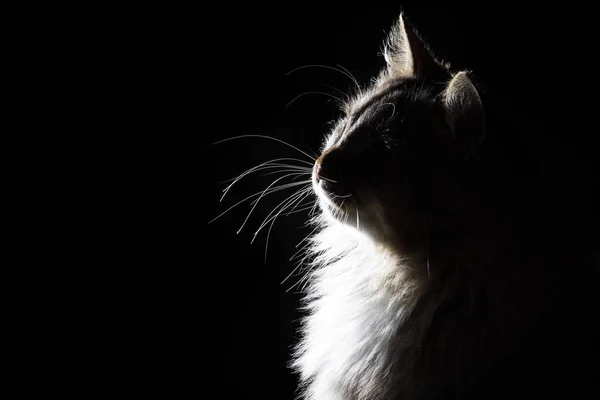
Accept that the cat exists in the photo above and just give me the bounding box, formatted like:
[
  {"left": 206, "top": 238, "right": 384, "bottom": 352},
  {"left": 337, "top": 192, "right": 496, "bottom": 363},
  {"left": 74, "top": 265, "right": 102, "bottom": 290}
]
[{"left": 289, "top": 12, "right": 598, "bottom": 400}]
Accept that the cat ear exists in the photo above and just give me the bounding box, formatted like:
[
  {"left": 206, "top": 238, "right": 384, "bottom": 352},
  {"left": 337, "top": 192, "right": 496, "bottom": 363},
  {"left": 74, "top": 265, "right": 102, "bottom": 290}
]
[
  {"left": 443, "top": 71, "right": 486, "bottom": 159},
  {"left": 383, "top": 13, "right": 439, "bottom": 77}
]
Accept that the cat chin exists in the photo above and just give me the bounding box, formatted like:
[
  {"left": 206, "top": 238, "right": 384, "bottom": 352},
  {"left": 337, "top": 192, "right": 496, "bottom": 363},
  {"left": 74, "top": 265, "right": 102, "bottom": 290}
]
[
  {"left": 317, "top": 194, "right": 395, "bottom": 245},
  {"left": 313, "top": 179, "right": 402, "bottom": 248},
  {"left": 318, "top": 198, "right": 357, "bottom": 227}
]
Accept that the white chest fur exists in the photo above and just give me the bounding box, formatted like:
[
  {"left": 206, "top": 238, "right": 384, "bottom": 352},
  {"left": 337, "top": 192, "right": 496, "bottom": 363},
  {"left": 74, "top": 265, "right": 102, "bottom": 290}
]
[{"left": 293, "top": 223, "right": 424, "bottom": 400}]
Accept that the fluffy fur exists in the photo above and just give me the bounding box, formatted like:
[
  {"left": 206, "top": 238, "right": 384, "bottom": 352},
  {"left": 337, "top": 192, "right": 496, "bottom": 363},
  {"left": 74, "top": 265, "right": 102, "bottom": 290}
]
[{"left": 293, "top": 216, "right": 425, "bottom": 400}]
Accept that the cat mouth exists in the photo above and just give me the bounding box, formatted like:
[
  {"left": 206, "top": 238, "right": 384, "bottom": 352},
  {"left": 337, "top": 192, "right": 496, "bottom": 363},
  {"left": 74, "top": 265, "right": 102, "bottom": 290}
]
[
  {"left": 313, "top": 172, "right": 354, "bottom": 209},
  {"left": 312, "top": 168, "right": 364, "bottom": 229},
  {"left": 319, "top": 185, "right": 361, "bottom": 227},
  {"left": 320, "top": 182, "right": 353, "bottom": 207},
  {"left": 312, "top": 158, "right": 358, "bottom": 216}
]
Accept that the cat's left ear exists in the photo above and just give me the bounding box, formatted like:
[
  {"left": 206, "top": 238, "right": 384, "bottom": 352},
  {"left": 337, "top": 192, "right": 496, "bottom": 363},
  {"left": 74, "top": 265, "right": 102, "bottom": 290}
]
[{"left": 443, "top": 71, "right": 486, "bottom": 159}]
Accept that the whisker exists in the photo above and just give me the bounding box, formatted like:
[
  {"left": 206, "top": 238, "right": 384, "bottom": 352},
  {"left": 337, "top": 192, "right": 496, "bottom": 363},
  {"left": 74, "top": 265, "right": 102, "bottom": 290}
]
[
  {"left": 320, "top": 176, "right": 338, "bottom": 184},
  {"left": 263, "top": 219, "right": 276, "bottom": 262},
  {"left": 317, "top": 83, "right": 350, "bottom": 99},
  {"left": 308, "top": 148, "right": 320, "bottom": 160},
  {"left": 253, "top": 190, "right": 312, "bottom": 245},
  {"left": 251, "top": 186, "right": 312, "bottom": 238},
  {"left": 261, "top": 187, "right": 312, "bottom": 261},
  {"left": 294, "top": 261, "right": 319, "bottom": 294},
  {"left": 309, "top": 197, "right": 320, "bottom": 217},
  {"left": 263, "top": 168, "right": 312, "bottom": 177},
  {"left": 237, "top": 173, "right": 311, "bottom": 234},
  {"left": 294, "top": 223, "right": 320, "bottom": 250},
  {"left": 221, "top": 157, "right": 314, "bottom": 201},
  {"left": 289, "top": 240, "right": 313, "bottom": 264},
  {"left": 224, "top": 159, "right": 314, "bottom": 184},
  {"left": 253, "top": 186, "right": 312, "bottom": 238},
  {"left": 286, "top": 91, "right": 343, "bottom": 108},
  {"left": 248, "top": 163, "right": 312, "bottom": 174},
  {"left": 208, "top": 134, "right": 316, "bottom": 161},
  {"left": 338, "top": 200, "right": 347, "bottom": 223},
  {"left": 278, "top": 193, "right": 314, "bottom": 222},
  {"left": 222, "top": 166, "right": 308, "bottom": 196},
  {"left": 331, "top": 192, "right": 352, "bottom": 199},
  {"left": 335, "top": 64, "right": 361, "bottom": 90},
  {"left": 286, "top": 64, "right": 360, "bottom": 90},
  {"left": 208, "top": 180, "right": 310, "bottom": 224},
  {"left": 283, "top": 242, "right": 315, "bottom": 287},
  {"left": 283, "top": 203, "right": 315, "bottom": 217}
]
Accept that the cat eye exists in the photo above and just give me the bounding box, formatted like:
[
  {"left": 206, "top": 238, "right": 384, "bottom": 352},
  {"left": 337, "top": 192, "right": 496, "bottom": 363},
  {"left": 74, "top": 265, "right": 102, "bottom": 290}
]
[{"left": 381, "top": 128, "right": 408, "bottom": 144}]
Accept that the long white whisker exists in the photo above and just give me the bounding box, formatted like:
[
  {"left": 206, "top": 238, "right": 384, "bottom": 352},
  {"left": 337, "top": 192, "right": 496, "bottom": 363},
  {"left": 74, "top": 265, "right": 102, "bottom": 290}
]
[
  {"left": 245, "top": 164, "right": 312, "bottom": 175},
  {"left": 286, "top": 64, "right": 360, "bottom": 90},
  {"left": 208, "top": 135, "right": 316, "bottom": 161},
  {"left": 317, "top": 83, "right": 350, "bottom": 99},
  {"left": 287, "top": 91, "right": 343, "bottom": 108},
  {"left": 291, "top": 260, "right": 318, "bottom": 294},
  {"left": 253, "top": 186, "right": 312, "bottom": 238},
  {"left": 223, "top": 164, "right": 310, "bottom": 189},
  {"left": 296, "top": 223, "right": 319, "bottom": 250},
  {"left": 283, "top": 242, "right": 315, "bottom": 287},
  {"left": 283, "top": 203, "right": 315, "bottom": 217},
  {"left": 238, "top": 174, "right": 311, "bottom": 234},
  {"left": 285, "top": 222, "right": 320, "bottom": 291},
  {"left": 309, "top": 197, "right": 320, "bottom": 217},
  {"left": 263, "top": 169, "right": 312, "bottom": 177},
  {"left": 339, "top": 200, "right": 348, "bottom": 225},
  {"left": 290, "top": 240, "right": 313, "bottom": 262},
  {"left": 283, "top": 189, "right": 313, "bottom": 216},
  {"left": 335, "top": 64, "right": 361, "bottom": 90},
  {"left": 261, "top": 187, "right": 312, "bottom": 260},
  {"left": 331, "top": 192, "right": 352, "bottom": 199},
  {"left": 224, "top": 159, "right": 313, "bottom": 184},
  {"left": 320, "top": 176, "right": 338, "bottom": 184},
  {"left": 208, "top": 180, "right": 309, "bottom": 224},
  {"left": 253, "top": 192, "right": 312, "bottom": 246},
  {"left": 221, "top": 158, "right": 313, "bottom": 201}
]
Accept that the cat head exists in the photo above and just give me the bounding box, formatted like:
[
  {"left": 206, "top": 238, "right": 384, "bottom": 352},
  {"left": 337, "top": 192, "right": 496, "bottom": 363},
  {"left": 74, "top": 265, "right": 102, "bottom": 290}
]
[{"left": 313, "top": 13, "right": 485, "bottom": 248}]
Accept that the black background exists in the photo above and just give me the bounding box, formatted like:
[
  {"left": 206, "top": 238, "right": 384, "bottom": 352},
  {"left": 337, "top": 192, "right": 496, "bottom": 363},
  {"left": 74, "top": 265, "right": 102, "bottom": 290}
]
[{"left": 196, "top": 3, "right": 598, "bottom": 399}]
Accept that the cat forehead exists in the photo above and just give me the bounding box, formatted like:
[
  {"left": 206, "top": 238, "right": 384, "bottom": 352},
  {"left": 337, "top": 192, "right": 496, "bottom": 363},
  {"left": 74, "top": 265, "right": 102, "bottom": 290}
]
[
  {"left": 345, "top": 82, "right": 399, "bottom": 116},
  {"left": 324, "top": 83, "right": 434, "bottom": 150},
  {"left": 343, "top": 80, "right": 435, "bottom": 124}
]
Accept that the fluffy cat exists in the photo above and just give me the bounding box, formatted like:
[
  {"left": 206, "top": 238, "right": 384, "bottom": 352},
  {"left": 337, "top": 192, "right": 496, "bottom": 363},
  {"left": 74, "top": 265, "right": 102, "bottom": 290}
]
[{"left": 291, "top": 13, "right": 597, "bottom": 400}]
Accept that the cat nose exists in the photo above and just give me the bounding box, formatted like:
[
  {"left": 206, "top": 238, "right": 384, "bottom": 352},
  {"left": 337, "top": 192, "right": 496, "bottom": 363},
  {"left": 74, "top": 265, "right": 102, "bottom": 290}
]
[
  {"left": 315, "top": 162, "right": 323, "bottom": 182},
  {"left": 314, "top": 150, "right": 341, "bottom": 184},
  {"left": 314, "top": 152, "right": 331, "bottom": 183},
  {"left": 314, "top": 150, "right": 354, "bottom": 198}
]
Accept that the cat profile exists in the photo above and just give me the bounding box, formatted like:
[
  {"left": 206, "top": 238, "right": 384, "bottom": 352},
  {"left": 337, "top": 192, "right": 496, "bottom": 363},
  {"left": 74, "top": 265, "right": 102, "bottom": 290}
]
[{"left": 290, "top": 12, "right": 596, "bottom": 400}]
